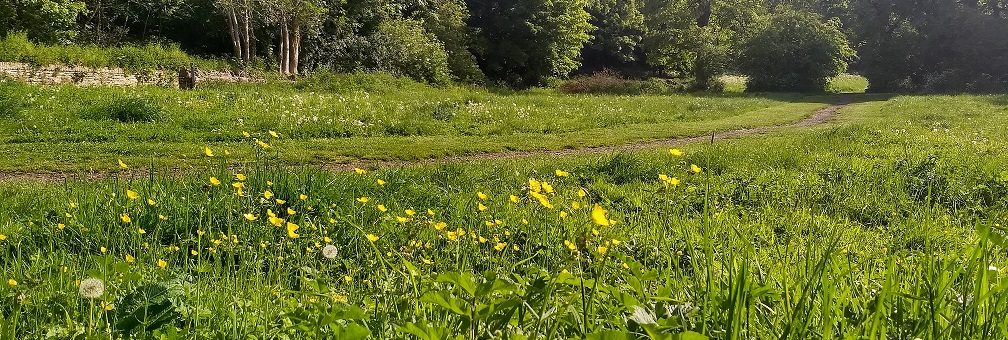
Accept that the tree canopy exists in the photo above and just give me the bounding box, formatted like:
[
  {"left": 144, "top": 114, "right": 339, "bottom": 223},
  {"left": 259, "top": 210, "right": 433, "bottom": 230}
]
[{"left": 1, "top": 0, "right": 1006, "bottom": 91}]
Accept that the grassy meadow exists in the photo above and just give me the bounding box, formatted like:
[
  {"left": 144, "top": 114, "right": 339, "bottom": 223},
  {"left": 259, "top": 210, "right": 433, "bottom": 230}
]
[
  {"left": 1, "top": 88, "right": 1007, "bottom": 338},
  {"left": 0, "top": 75, "right": 833, "bottom": 173}
]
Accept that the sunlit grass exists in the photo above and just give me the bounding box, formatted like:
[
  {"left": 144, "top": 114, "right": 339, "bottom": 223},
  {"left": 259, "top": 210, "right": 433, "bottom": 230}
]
[{"left": 1, "top": 94, "right": 1006, "bottom": 338}]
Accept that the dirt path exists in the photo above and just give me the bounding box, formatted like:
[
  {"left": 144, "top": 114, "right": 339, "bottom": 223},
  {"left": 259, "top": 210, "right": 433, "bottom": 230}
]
[{"left": 0, "top": 100, "right": 850, "bottom": 183}]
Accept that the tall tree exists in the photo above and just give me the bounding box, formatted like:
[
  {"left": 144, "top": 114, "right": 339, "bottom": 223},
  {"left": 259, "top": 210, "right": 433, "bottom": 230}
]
[{"left": 467, "top": 0, "right": 594, "bottom": 87}]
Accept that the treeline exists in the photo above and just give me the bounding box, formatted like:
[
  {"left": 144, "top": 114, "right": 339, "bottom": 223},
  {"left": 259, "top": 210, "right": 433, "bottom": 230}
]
[{"left": 1, "top": 0, "right": 1006, "bottom": 92}]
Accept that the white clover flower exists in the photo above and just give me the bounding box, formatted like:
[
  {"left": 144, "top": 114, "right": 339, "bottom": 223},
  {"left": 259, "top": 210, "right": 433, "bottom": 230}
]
[
  {"left": 322, "top": 244, "right": 339, "bottom": 260},
  {"left": 989, "top": 265, "right": 999, "bottom": 271},
  {"left": 79, "top": 278, "right": 104, "bottom": 299}
]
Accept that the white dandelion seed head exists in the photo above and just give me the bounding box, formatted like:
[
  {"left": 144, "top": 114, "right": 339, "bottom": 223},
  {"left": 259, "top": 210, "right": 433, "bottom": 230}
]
[
  {"left": 322, "top": 244, "right": 339, "bottom": 259},
  {"left": 79, "top": 278, "right": 104, "bottom": 299}
]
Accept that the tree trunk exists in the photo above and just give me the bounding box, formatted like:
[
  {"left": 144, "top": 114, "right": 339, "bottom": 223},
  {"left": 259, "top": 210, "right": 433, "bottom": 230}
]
[
  {"left": 226, "top": 6, "right": 242, "bottom": 62},
  {"left": 280, "top": 21, "right": 290, "bottom": 75},
  {"left": 242, "top": 0, "right": 252, "bottom": 65},
  {"left": 697, "top": 0, "right": 713, "bottom": 27},
  {"left": 291, "top": 23, "right": 301, "bottom": 75}
]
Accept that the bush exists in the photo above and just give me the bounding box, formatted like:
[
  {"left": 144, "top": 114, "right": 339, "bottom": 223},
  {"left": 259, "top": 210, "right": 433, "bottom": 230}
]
[
  {"left": 0, "top": 32, "right": 231, "bottom": 72},
  {"left": 559, "top": 70, "right": 688, "bottom": 95},
  {"left": 739, "top": 9, "right": 854, "bottom": 92}
]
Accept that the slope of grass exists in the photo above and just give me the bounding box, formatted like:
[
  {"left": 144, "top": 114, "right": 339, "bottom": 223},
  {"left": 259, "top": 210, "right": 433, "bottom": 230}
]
[
  {"left": 0, "top": 94, "right": 1005, "bottom": 338},
  {"left": 0, "top": 77, "right": 829, "bottom": 172}
]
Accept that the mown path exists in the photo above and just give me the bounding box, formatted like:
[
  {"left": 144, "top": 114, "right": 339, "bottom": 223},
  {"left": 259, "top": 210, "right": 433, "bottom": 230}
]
[{"left": 0, "top": 99, "right": 853, "bottom": 183}]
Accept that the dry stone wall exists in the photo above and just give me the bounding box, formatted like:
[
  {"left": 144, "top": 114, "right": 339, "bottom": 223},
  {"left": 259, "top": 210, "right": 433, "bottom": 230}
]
[{"left": 0, "top": 62, "right": 257, "bottom": 88}]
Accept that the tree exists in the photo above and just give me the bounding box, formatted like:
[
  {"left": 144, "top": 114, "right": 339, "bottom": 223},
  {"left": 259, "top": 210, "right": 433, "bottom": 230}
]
[
  {"left": 0, "top": 0, "right": 87, "bottom": 43},
  {"left": 739, "top": 9, "right": 854, "bottom": 91},
  {"left": 263, "top": 0, "right": 325, "bottom": 75},
  {"left": 214, "top": 0, "right": 256, "bottom": 66},
  {"left": 579, "top": 0, "right": 646, "bottom": 73},
  {"left": 467, "top": 0, "right": 594, "bottom": 87}
]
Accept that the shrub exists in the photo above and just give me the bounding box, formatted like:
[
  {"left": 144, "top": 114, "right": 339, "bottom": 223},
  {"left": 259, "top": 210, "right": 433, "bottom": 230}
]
[
  {"left": 739, "top": 9, "right": 854, "bottom": 92},
  {"left": 559, "top": 70, "right": 687, "bottom": 95},
  {"left": 0, "top": 32, "right": 231, "bottom": 72}
]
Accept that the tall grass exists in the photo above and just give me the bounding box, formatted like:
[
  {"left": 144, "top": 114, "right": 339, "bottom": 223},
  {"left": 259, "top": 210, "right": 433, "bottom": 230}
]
[
  {"left": 0, "top": 32, "right": 232, "bottom": 72},
  {"left": 0, "top": 94, "right": 1006, "bottom": 337}
]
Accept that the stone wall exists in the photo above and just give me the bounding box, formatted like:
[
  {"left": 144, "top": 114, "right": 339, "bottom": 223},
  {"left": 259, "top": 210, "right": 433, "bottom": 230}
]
[{"left": 0, "top": 62, "right": 258, "bottom": 88}]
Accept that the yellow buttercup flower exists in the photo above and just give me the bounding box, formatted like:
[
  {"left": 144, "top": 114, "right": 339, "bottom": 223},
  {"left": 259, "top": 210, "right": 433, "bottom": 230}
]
[
  {"left": 591, "top": 205, "right": 611, "bottom": 226},
  {"left": 597, "top": 245, "right": 608, "bottom": 255},
  {"left": 690, "top": 164, "right": 702, "bottom": 174},
  {"left": 376, "top": 179, "right": 386, "bottom": 186},
  {"left": 235, "top": 173, "right": 247, "bottom": 181},
  {"left": 100, "top": 246, "right": 107, "bottom": 253},
  {"left": 528, "top": 178, "right": 542, "bottom": 193},
  {"left": 376, "top": 204, "right": 388, "bottom": 212},
  {"left": 356, "top": 196, "right": 369, "bottom": 204},
  {"left": 366, "top": 234, "right": 379, "bottom": 242},
  {"left": 564, "top": 240, "right": 578, "bottom": 253},
  {"left": 120, "top": 213, "right": 132, "bottom": 224},
  {"left": 268, "top": 216, "right": 285, "bottom": 227},
  {"left": 541, "top": 181, "right": 554, "bottom": 194},
  {"left": 555, "top": 169, "right": 569, "bottom": 177},
  {"left": 0, "top": 234, "right": 7, "bottom": 241},
  {"left": 275, "top": 199, "right": 286, "bottom": 205},
  {"left": 255, "top": 139, "right": 271, "bottom": 149},
  {"left": 286, "top": 222, "right": 300, "bottom": 239},
  {"left": 147, "top": 198, "right": 156, "bottom": 206},
  {"left": 396, "top": 216, "right": 410, "bottom": 224},
  {"left": 242, "top": 131, "right": 251, "bottom": 138},
  {"left": 299, "top": 194, "right": 308, "bottom": 200},
  {"left": 509, "top": 195, "right": 519, "bottom": 203},
  {"left": 203, "top": 146, "right": 214, "bottom": 157},
  {"left": 6, "top": 279, "right": 16, "bottom": 286},
  {"left": 126, "top": 190, "right": 139, "bottom": 200},
  {"left": 137, "top": 228, "right": 145, "bottom": 235},
  {"left": 117, "top": 159, "right": 128, "bottom": 169},
  {"left": 529, "top": 191, "right": 553, "bottom": 209},
  {"left": 354, "top": 168, "right": 367, "bottom": 175},
  {"left": 57, "top": 223, "right": 65, "bottom": 230},
  {"left": 157, "top": 259, "right": 167, "bottom": 269},
  {"left": 405, "top": 209, "right": 416, "bottom": 216},
  {"left": 434, "top": 222, "right": 447, "bottom": 231},
  {"left": 286, "top": 207, "right": 296, "bottom": 216},
  {"left": 477, "top": 191, "right": 488, "bottom": 201},
  {"left": 209, "top": 176, "right": 221, "bottom": 186},
  {"left": 670, "top": 148, "right": 684, "bottom": 157},
  {"left": 125, "top": 254, "right": 135, "bottom": 263},
  {"left": 478, "top": 203, "right": 488, "bottom": 211},
  {"left": 578, "top": 189, "right": 587, "bottom": 198},
  {"left": 263, "top": 190, "right": 274, "bottom": 199},
  {"left": 243, "top": 213, "right": 258, "bottom": 221},
  {"left": 344, "top": 275, "right": 353, "bottom": 283},
  {"left": 494, "top": 242, "right": 507, "bottom": 251},
  {"left": 269, "top": 130, "right": 280, "bottom": 138}
]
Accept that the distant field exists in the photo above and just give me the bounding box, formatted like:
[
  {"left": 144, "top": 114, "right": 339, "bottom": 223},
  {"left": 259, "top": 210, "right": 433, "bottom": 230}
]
[
  {"left": 0, "top": 75, "right": 830, "bottom": 172},
  {"left": 1, "top": 93, "right": 1005, "bottom": 338},
  {"left": 717, "top": 73, "right": 870, "bottom": 94}
]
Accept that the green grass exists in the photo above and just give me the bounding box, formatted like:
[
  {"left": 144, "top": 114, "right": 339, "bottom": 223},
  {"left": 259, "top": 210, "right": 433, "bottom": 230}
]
[
  {"left": 715, "top": 74, "right": 870, "bottom": 94},
  {"left": 826, "top": 73, "right": 870, "bottom": 93},
  {"left": 0, "top": 94, "right": 1006, "bottom": 338},
  {"left": 0, "top": 32, "right": 233, "bottom": 72},
  {"left": 0, "top": 76, "right": 830, "bottom": 172}
]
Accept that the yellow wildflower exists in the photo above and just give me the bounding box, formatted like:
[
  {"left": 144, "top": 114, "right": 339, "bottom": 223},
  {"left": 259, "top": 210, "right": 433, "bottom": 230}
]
[
  {"left": 203, "top": 146, "right": 214, "bottom": 157},
  {"left": 125, "top": 255, "right": 135, "bottom": 263},
  {"left": 494, "top": 242, "right": 507, "bottom": 251},
  {"left": 690, "top": 164, "right": 702, "bottom": 174},
  {"left": 286, "top": 207, "right": 296, "bottom": 216},
  {"left": 366, "top": 234, "right": 379, "bottom": 242},
  {"left": 354, "top": 167, "right": 367, "bottom": 175},
  {"left": 529, "top": 191, "right": 553, "bottom": 209},
  {"left": 126, "top": 190, "right": 139, "bottom": 200},
  {"left": 434, "top": 222, "right": 447, "bottom": 231},
  {"left": 6, "top": 279, "right": 16, "bottom": 286},
  {"left": 117, "top": 159, "right": 128, "bottom": 169},
  {"left": 146, "top": 198, "right": 156, "bottom": 206},
  {"left": 478, "top": 203, "right": 488, "bottom": 211},
  {"left": 528, "top": 178, "right": 542, "bottom": 193},
  {"left": 376, "top": 204, "right": 388, "bottom": 212},
  {"left": 268, "top": 216, "right": 285, "bottom": 227},
  {"left": 269, "top": 130, "right": 279, "bottom": 138},
  {"left": 209, "top": 176, "right": 221, "bottom": 186},
  {"left": 243, "top": 213, "right": 258, "bottom": 221},
  {"left": 286, "top": 222, "right": 300, "bottom": 239},
  {"left": 405, "top": 209, "right": 416, "bottom": 216},
  {"left": 555, "top": 169, "right": 569, "bottom": 177},
  {"left": 157, "top": 259, "right": 167, "bottom": 269},
  {"left": 477, "top": 191, "right": 488, "bottom": 200},
  {"left": 356, "top": 196, "right": 369, "bottom": 204},
  {"left": 509, "top": 195, "right": 519, "bottom": 203},
  {"left": 669, "top": 148, "right": 684, "bottom": 157},
  {"left": 255, "top": 139, "right": 271, "bottom": 149},
  {"left": 263, "top": 190, "right": 274, "bottom": 199},
  {"left": 592, "top": 205, "right": 611, "bottom": 226},
  {"left": 120, "top": 213, "right": 132, "bottom": 224}
]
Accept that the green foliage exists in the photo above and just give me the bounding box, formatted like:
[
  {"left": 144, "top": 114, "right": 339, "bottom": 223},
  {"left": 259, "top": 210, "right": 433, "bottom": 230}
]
[
  {"left": 581, "top": 0, "right": 646, "bottom": 68},
  {"left": 468, "top": 0, "right": 594, "bottom": 87},
  {"left": 825, "top": 73, "right": 869, "bottom": 93},
  {"left": 373, "top": 19, "right": 452, "bottom": 85},
  {"left": 0, "top": 32, "right": 231, "bottom": 72},
  {"left": 560, "top": 71, "right": 688, "bottom": 94},
  {"left": 739, "top": 9, "right": 854, "bottom": 92},
  {"left": 0, "top": 0, "right": 86, "bottom": 43},
  {"left": 850, "top": 0, "right": 1008, "bottom": 92}
]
